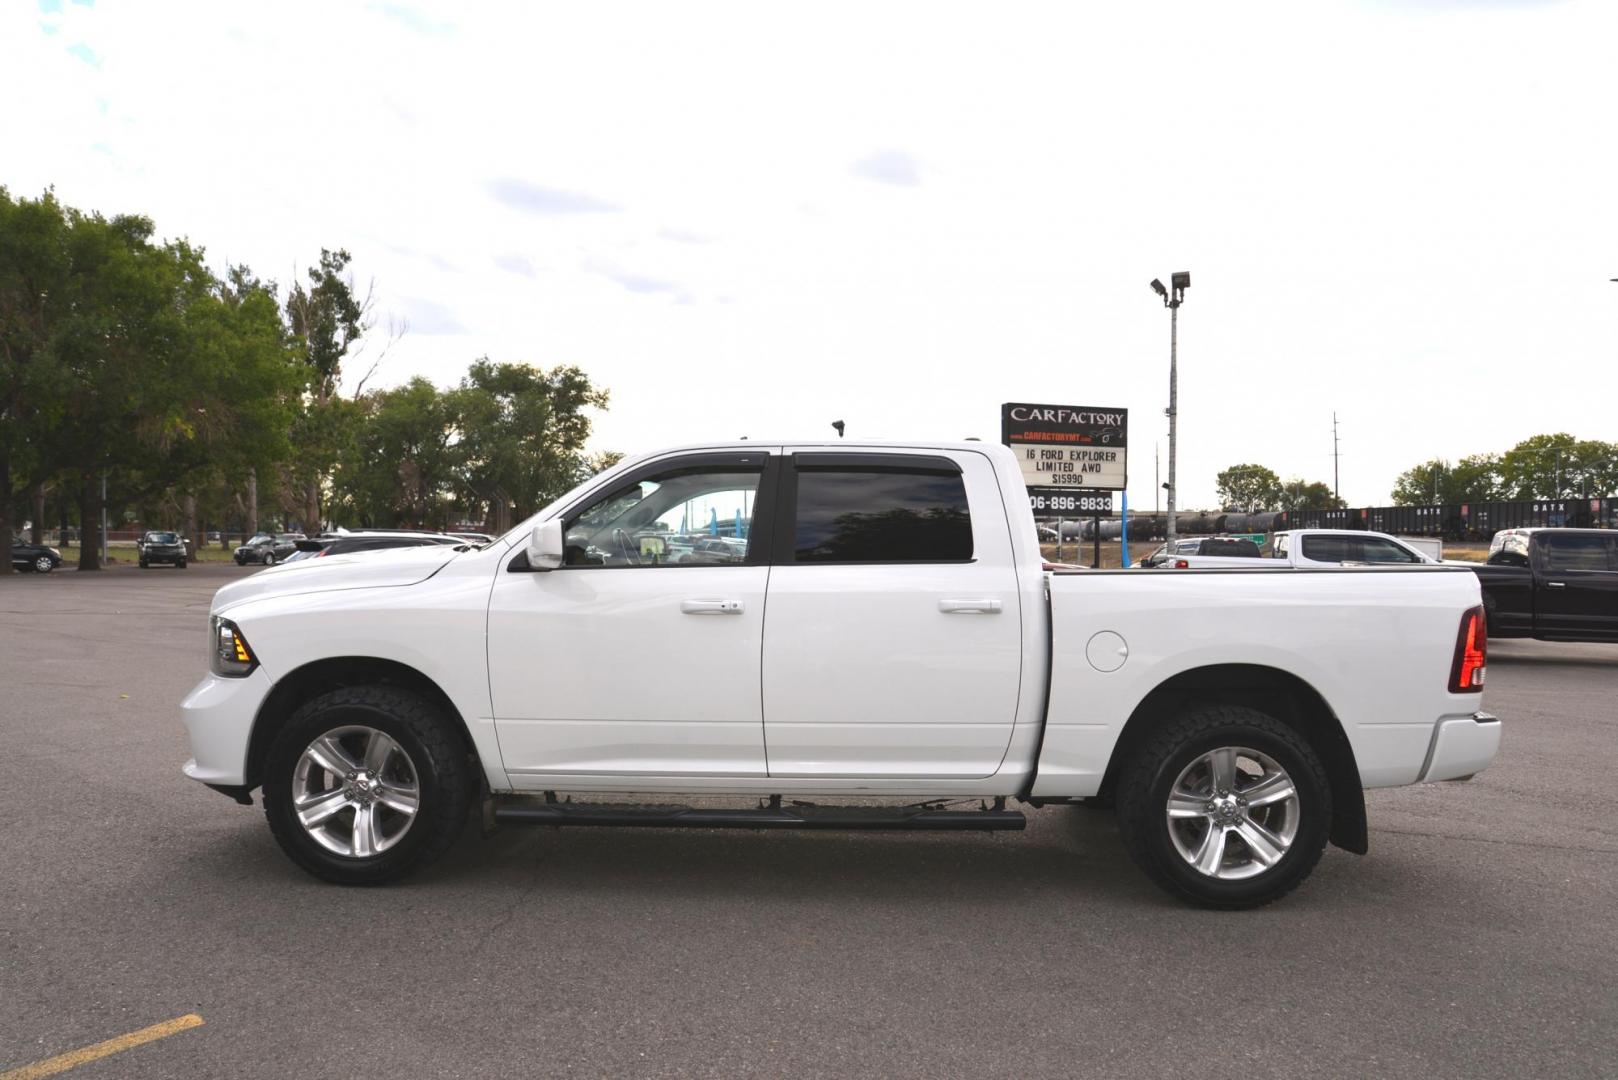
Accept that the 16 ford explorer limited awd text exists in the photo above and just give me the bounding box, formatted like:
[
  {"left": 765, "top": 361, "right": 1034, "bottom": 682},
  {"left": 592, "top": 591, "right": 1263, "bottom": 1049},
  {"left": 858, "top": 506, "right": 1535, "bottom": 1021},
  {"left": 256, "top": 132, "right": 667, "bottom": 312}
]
[{"left": 181, "top": 441, "right": 1500, "bottom": 907}]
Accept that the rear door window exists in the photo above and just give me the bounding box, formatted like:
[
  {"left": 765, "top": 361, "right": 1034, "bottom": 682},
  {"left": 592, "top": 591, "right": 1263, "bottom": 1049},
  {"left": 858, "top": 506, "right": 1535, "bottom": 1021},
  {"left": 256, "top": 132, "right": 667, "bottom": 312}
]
[
  {"left": 790, "top": 466, "right": 972, "bottom": 564},
  {"left": 1539, "top": 534, "right": 1614, "bottom": 572},
  {"left": 1358, "top": 538, "right": 1422, "bottom": 564},
  {"left": 1300, "top": 535, "right": 1353, "bottom": 563}
]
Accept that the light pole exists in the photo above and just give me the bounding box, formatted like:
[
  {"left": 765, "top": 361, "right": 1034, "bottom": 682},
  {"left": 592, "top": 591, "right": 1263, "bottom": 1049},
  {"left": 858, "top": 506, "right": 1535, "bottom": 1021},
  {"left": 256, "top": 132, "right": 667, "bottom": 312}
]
[{"left": 1151, "top": 273, "right": 1190, "bottom": 549}]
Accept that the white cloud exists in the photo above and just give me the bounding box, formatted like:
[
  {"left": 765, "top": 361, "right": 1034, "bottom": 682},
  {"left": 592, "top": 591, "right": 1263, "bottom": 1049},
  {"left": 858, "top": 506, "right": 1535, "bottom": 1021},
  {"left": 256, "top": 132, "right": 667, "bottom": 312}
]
[{"left": 1, "top": 0, "right": 1615, "bottom": 510}]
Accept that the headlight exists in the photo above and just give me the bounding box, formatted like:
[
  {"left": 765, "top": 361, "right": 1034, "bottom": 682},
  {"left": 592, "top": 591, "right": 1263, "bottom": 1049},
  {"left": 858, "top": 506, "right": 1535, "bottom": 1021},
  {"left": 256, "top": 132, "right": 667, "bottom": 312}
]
[
  {"left": 48, "top": 548, "right": 61, "bottom": 558},
  {"left": 210, "top": 616, "right": 258, "bottom": 677}
]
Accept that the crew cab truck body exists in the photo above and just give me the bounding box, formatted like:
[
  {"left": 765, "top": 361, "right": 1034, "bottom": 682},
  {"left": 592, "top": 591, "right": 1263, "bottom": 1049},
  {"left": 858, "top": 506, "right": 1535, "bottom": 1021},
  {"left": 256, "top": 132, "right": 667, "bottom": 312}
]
[
  {"left": 1151, "top": 529, "right": 1435, "bottom": 570},
  {"left": 1270, "top": 529, "right": 1436, "bottom": 567},
  {"left": 181, "top": 441, "right": 1499, "bottom": 908},
  {"left": 1473, "top": 528, "right": 1618, "bottom": 641}
]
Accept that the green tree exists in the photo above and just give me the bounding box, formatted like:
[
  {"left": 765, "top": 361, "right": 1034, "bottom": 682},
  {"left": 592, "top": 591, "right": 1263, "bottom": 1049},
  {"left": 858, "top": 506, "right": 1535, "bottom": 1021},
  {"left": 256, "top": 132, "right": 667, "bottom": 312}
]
[
  {"left": 15, "top": 201, "right": 204, "bottom": 569},
  {"left": 0, "top": 188, "right": 71, "bottom": 573},
  {"left": 333, "top": 377, "right": 457, "bottom": 528},
  {"left": 1391, "top": 453, "right": 1504, "bottom": 505},
  {"left": 1277, "top": 479, "right": 1345, "bottom": 511},
  {"left": 449, "top": 360, "right": 610, "bottom": 532},
  {"left": 1215, "top": 463, "right": 1282, "bottom": 512},
  {"left": 286, "top": 248, "right": 367, "bottom": 529},
  {"left": 1496, "top": 434, "right": 1618, "bottom": 500}
]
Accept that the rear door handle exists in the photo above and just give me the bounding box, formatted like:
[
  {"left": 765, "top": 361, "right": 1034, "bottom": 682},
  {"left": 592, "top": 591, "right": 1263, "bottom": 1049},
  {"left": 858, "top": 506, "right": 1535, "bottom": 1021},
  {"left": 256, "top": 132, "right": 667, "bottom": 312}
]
[
  {"left": 681, "top": 599, "right": 745, "bottom": 614},
  {"left": 1545, "top": 581, "right": 1566, "bottom": 588},
  {"left": 939, "top": 598, "right": 1002, "bottom": 614}
]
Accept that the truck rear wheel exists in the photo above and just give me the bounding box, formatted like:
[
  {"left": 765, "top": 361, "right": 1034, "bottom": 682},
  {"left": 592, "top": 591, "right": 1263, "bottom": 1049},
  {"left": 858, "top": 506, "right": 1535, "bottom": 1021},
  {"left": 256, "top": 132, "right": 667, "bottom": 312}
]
[
  {"left": 262, "top": 685, "right": 473, "bottom": 885},
  {"left": 1117, "top": 706, "right": 1330, "bottom": 909}
]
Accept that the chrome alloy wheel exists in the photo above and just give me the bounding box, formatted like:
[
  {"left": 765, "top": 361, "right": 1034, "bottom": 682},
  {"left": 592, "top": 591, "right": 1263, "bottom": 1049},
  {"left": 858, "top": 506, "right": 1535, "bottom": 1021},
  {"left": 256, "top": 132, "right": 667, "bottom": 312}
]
[
  {"left": 34, "top": 556, "right": 53, "bottom": 572},
  {"left": 292, "top": 725, "right": 420, "bottom": 858},
  {"left": 1165, "top": 746, "right": 1300, "bottom": 881}
]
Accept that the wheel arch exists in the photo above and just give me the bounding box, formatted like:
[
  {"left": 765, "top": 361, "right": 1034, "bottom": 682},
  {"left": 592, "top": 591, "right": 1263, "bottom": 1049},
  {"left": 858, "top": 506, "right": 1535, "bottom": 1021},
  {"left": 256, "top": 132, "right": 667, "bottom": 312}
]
[
  {"left": 1098, "top": 663, "right": 1367, "bottom": 854},
  {"left": 246, "top": 656, "right": 478, "bottom": 790}
]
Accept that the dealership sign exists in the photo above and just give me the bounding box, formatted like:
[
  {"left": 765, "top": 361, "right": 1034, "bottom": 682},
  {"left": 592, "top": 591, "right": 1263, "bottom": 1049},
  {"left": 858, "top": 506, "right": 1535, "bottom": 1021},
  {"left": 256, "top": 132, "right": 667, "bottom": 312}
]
[{"left": 1001, "top": 402, "right": 1128, "bottom": 517}]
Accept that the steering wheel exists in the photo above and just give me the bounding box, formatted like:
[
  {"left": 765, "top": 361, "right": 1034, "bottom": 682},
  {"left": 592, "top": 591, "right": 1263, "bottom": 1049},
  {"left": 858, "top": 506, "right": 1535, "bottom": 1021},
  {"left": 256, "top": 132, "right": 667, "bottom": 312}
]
[{"left": 611, "top": 529, "right": 641, "bottom": 566}]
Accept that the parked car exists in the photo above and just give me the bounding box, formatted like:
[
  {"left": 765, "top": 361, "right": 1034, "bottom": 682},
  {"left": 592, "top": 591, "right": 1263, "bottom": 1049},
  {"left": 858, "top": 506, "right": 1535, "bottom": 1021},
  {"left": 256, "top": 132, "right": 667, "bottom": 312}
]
[
  {"left": 449, "top": 532, "right": 495, "bottom": 546},
  {"left": 1148, "top": 530, "right": 1436, "bottom": 571},
  {"left": 9, "top": 540, "right": 63, "bottom": 573},
  {"left": 1141, "top": 536, "right": 1264, "bottom": 568},
  {"left": 181, "top": 440, "right": 1498, "bottom": 908},
  {"left": 1270, "top": 529, "right": 1435, "bottom": 567},
  {"left": 287, "top": 532, "right": 462, "bottom": 562},
  {"left": 139, "top": 531, "right": 188, "bottom": 569},
  {"left": 1472, "top": 528, "right": 1618, "bottom": 641},
  {"left": 233, "top": 533, "right": 304, "bottom": 566}
]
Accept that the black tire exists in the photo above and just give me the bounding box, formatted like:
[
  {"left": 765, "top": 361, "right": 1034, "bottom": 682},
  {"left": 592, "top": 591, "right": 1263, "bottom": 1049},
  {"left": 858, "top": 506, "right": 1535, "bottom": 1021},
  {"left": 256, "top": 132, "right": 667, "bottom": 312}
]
[
  {"left": 139, "top": 559, "right": 149, "bottom": 569},
  {"left": 1116, "top": 705, "right": 1330, "bottom": 909},
  {"left": 262, "top": 685, "right": 474, "bottom": 885},
  {"left": 177, "top": 559, "right": 187, "bottom": 569},
  {"left": 35, "top": 556, "right": 54, "bottom": 573}
]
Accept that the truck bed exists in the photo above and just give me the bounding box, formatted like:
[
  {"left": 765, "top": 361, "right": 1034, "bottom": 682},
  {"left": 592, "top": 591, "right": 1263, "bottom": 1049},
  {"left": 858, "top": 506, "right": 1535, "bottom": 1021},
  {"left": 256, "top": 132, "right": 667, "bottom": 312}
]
[{"left": 1034, "top": 565, "right": 1487, "bottom": 797}]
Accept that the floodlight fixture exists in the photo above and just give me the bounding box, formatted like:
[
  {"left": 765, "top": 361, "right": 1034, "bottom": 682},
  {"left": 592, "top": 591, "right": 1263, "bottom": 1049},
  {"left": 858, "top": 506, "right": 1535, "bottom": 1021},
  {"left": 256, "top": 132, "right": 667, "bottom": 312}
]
[{"left": 1149, "top": 268, "right": 1190, "bottom": 547}]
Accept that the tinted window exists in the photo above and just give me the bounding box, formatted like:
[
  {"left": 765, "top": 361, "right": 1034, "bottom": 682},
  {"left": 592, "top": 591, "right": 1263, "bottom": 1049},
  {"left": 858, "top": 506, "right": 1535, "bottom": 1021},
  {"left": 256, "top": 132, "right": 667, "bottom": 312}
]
[
  {"left": 1300, "top": 535, "right": 1353, "bottom": 563},
  {"left": 1540, "top": 534, "right": 1613, "bottom": 572},
  {"left": 1200, "top": 539, "right": 1260, "bottom": 557},
  {"left": 1358, "top": 538, "right": 1421, "bottom": 564},
  {"left": 792, "top": 469, "right": 972, "bottom": 563}
]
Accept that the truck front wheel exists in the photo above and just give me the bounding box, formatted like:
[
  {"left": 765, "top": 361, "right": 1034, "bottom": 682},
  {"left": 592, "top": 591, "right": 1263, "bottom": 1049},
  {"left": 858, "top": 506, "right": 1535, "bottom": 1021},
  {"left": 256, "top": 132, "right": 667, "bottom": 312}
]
[
  {"left": 262, "top": 685, "right": 473, "bottom": 885},
  {"left": 1117, "top": 706, "right": 1330, "bottom": 909}
]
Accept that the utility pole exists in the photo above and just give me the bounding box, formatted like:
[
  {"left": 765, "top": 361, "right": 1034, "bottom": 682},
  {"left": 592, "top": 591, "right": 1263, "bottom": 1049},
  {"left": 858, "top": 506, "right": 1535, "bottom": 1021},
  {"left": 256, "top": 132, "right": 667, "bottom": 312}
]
[
  {"left": 1332, "top": 413, "right": 1341, "bottom": 503},
  {"left": 1150, "top": 273, "right": 1190, "bottom": 550}
]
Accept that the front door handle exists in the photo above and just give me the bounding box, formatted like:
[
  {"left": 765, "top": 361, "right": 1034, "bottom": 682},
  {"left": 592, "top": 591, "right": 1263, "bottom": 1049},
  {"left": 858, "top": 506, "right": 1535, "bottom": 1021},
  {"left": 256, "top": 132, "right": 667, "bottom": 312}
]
[
  {"left": 939, "top": 598, "right": 1002, "bottom": 614},
  {"left": 681, "top": 599, "right": 745, "bottom": 614},
  {"left": 1545, "top": 581, "right": 1566, "bottom": 588}
]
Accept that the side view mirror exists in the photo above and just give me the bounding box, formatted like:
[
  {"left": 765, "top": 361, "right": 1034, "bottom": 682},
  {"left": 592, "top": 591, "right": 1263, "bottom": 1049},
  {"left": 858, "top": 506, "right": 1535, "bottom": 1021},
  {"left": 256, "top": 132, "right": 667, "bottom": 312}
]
[{"left": 526, "top": 519, "right": 565, "bottom": 570}]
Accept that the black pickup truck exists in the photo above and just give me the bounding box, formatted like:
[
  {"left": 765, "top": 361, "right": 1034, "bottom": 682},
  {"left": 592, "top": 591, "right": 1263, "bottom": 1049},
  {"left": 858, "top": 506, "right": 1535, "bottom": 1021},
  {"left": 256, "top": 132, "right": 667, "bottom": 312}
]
[{"left": 1473, "top": 528, "right": 1618, "bottom": 641}]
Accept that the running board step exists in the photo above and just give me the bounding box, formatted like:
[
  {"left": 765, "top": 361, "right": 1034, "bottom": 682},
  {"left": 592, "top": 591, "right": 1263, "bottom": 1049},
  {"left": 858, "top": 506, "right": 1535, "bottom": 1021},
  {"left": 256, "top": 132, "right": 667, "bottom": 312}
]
[{"left": 491, "top": 800, "right": 1026, "bottom": 832}]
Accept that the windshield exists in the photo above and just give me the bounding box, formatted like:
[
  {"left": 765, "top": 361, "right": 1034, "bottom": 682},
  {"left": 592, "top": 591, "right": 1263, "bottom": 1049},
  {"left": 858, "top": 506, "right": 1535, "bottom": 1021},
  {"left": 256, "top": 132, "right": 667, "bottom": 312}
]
[{"left": 149, "top": 532, "right": 178, "bottom": 544}]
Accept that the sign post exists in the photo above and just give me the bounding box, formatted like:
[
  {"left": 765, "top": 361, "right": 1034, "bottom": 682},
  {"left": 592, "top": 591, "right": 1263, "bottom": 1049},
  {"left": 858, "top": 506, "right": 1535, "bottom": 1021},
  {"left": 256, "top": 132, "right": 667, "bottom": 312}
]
[{"left": 1001, "top": 403, "right": 1128, "bottom": 566}]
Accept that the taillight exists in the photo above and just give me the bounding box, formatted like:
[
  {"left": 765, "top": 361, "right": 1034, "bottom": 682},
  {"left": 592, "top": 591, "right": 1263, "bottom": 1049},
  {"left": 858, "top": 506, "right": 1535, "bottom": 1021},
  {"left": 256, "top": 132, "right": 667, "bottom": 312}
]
[
  {"left": 1174, "top": 559, "right": 1190, "bottom": 569},
  {"left": 1448, "top": 606, "right": 1486, "bottom": 693}
]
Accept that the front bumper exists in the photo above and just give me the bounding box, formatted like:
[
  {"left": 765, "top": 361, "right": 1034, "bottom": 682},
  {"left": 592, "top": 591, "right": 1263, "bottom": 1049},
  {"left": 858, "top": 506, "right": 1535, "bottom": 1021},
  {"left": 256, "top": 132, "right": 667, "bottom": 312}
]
[
  {"left": 180, "top": 667, "right": 273, "bottom": 788},
  {"left": 1419, "top": 711, "right": 1501, "bottom": 783}
]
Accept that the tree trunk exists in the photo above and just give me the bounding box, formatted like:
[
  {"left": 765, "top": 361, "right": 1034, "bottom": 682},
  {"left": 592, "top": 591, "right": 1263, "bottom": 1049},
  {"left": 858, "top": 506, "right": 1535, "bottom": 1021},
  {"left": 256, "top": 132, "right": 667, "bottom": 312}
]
[
  {"left": 246, "top": 469, "right": 259, "bottom": 538},
  {"left": 30, "top": 482, "right": 45, "bottom": 544},
  {"left": 305, "top": 479, "right": 320, "bottom": 534},
  {"left": 183, "top": 492, "right": 198, "bottom": 558},
  {"left": 77, "top": 473, "right": 102, "bottom": 571},
  {"left": 0, "top": 447, "right": 12, "bottom": 575}
]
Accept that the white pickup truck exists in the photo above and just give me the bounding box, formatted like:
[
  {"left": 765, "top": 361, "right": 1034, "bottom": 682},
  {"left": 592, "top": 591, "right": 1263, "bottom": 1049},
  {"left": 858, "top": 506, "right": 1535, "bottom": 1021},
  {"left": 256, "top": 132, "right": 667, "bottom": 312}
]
[
  {"left": 1151, "top": 529, "right": 1438, "bottom": 570},
  {"left": 182, "top": 441, "right": 1500, "bottom": 908}
]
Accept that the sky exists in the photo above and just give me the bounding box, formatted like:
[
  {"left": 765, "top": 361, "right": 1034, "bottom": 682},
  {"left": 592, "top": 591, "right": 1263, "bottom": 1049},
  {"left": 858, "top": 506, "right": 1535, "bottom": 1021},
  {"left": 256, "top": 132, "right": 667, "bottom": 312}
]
[{"left": 4, "top": 0, "right": 1615, "bottom": 511}]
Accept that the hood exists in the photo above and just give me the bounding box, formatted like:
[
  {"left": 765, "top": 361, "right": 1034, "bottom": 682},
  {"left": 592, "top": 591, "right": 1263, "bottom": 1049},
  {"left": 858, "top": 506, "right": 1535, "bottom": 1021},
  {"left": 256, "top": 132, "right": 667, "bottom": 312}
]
[{"left": 211, "top": 543, "right": 461, "bottom": 614}]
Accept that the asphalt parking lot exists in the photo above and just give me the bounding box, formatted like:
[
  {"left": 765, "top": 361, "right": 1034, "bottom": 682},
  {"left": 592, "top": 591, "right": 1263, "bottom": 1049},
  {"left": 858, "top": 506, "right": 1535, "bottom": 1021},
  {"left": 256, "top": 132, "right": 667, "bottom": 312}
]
[{"left": 2, "top": 564, "right": 1615, "bottom": 1079}]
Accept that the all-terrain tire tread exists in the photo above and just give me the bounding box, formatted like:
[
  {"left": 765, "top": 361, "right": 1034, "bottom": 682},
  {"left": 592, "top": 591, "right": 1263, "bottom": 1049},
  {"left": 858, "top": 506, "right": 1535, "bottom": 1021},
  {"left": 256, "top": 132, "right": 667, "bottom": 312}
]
[
  {"left": 1116, "top": 705, "right": 1331, "bottom": 910},
  {"left": 262, "top": 684, "right": 472, "bottom": 885}
]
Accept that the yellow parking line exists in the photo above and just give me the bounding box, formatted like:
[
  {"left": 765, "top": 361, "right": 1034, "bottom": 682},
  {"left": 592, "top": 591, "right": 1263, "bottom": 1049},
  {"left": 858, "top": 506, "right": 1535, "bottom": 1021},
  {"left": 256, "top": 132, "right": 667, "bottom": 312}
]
[{"left": 0, "top": 1014, "right": 204, "bottom": 1080}]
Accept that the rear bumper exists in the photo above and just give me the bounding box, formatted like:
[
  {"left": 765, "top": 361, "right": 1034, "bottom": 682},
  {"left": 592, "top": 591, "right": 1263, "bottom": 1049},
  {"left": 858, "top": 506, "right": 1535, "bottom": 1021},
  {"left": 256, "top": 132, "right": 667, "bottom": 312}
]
[
  {"left": 180, "top": 667, "right": 273, "bottom": 788},
  {"left": 1418, "top": 711, "right": 1501, "bottom": 783}
]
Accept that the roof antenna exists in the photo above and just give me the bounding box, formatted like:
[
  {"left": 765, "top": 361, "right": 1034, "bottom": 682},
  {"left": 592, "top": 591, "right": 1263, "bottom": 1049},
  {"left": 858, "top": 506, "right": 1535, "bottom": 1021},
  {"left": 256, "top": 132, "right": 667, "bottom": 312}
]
[{"left": 831, "top": 420, "right": 845, "bottom": 438}]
